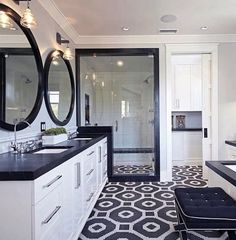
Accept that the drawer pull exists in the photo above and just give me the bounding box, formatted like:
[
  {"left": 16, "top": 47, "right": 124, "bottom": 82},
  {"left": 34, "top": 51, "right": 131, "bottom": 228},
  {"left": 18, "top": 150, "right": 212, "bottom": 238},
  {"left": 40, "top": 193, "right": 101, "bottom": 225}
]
[
  {"left": 99, "top": 146, "right": 102, "bottom": 163},
  {"left": 42, "top": 206, "right": 61, "bottom": 225},
  {"left": 43, "top": 175, "right": 62, "bottom": 189},
  {"left": 103, "top": 154, "right": 107, "bottom": 157},
  {"left": 104, "top": 170, "right": 107, "bottom": 175},
  {"left": 75, "top": 162, "right": 81, "bottom": 189},
  {"left": 104, "top": 141, "right": 107, "bottom": 144},
  {"left": 86, "top": 169, "right": 94, "bottom": 176},
  {"left": 87, "top": 151, "right": 95, "bottom": 156},
  {"left": 86, "top": 193, "right": 94, "bottom": 202}
]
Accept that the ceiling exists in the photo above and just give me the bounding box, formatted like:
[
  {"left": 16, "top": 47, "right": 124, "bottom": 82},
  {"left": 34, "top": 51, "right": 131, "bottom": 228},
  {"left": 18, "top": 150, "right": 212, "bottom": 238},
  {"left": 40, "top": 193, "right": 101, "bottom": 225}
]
[{"left": 53, "top": 0, "right": 236, "bottom": 36}]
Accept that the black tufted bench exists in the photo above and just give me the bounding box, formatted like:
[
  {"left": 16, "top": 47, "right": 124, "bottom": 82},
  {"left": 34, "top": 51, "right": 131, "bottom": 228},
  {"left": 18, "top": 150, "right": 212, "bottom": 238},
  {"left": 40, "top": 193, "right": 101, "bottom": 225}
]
[{"left": 174, "top": 187, "right": 236, "bottom": 240}]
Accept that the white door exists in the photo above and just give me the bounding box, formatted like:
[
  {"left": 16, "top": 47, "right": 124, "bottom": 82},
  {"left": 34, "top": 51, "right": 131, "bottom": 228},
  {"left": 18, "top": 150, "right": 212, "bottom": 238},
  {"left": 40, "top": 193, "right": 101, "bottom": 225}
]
[{"left": 202, "top": 54, "right": 212, "bottom": 178}]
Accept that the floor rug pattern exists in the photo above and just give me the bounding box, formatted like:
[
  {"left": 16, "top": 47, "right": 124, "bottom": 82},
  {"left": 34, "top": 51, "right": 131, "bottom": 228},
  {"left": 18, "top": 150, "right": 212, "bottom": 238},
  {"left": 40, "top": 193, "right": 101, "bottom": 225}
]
[{"left": 79, "top": 166, "right": 229, "bottom": 240}]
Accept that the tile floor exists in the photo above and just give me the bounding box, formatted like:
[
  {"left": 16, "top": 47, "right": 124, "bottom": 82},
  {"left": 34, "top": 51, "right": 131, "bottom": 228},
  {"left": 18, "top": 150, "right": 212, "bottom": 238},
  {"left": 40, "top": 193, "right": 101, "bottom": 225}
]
[{"left": 79, "top": 166, "right": 229, "bottom": 240}]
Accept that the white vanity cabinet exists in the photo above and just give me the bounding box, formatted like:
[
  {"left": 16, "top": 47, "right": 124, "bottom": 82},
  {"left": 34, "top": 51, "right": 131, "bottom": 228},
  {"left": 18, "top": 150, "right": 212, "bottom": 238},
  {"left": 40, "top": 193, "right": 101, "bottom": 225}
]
[{"left": 0, "top": 137, "right": 108, "bottom": 240}]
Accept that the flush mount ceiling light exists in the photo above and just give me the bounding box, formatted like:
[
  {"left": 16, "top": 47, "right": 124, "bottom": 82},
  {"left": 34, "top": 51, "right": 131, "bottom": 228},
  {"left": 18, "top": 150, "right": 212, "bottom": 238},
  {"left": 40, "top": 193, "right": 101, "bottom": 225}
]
[
  {"left": 117, "top": 60, "right": 124, "bottom": 67},
  {"left": 0, "top": 11, "right": 13, "bottom": 29},
  {"left": 122, "top": 26, "right": 129, "bottom": 31},
  {"left": 16, "top": 0, "right": 37, "bottom": 29},
  {"left": 160, "top": 14, "right": 177, "bottom": 23},
  {"left": 201, "top": 26, "right": 208, "bottom": 30},
  {"left": 56, "top": 32, "right": 74, "bottom": 60}
]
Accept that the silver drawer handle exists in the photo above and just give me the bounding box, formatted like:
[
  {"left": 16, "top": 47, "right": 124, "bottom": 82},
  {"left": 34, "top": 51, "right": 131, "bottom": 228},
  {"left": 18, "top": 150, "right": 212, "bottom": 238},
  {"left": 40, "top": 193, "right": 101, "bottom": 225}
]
[
  {"left": 43, "top": 175, "right": 62, "bottom": 188},
  {"left": 103, "top": 154, "right": 107, "bottom": 157},
  {"left": 87, "top": 151, "right": 95, "bottom": 156},
  {"left": 86, "top": 168, "right": 94, "bottom": 176},
  {"left": 86, "top": 193, "right": 94, "bottom": 202},
  {"left": 75, "top": 162, "right": 81, "bottom": 189},
  {"left": 104, "top": 170, "right": 107, "bottom": 175},
  {"left": 104, "top": 141, "right": 107, "bottom": 144},
  {"left": 41, "top": 206, "right": 61, "bottom": 225}
]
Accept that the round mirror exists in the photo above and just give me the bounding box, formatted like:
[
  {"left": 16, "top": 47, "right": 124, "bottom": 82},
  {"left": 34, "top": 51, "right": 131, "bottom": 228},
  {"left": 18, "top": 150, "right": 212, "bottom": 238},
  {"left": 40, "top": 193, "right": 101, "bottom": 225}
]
[
  {"left": 0, "top": 4, "right": 43, "bottom": 131},
  {"left": 44, "top": 50, "right": 75, "bottom": 125}
]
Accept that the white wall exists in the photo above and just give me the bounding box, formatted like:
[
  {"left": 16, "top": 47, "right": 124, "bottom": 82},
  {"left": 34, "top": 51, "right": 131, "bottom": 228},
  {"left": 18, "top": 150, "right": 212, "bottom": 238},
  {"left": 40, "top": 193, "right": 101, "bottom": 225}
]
[
  {"left": 0, "top": 0, "right": 77, "bottom": 153},
  {"left": 218, "top": 43, "right": 236, "bottom": 159}
]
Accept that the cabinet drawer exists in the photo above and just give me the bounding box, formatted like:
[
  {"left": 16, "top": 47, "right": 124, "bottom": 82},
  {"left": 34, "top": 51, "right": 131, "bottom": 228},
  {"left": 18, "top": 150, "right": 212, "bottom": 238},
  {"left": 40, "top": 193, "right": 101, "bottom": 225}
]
[
  {"left": 34, "top": 184, "right": 62, "bottom": 240},
  {"left": 83, "top": 146, "right": 96, "bottom": 174},
  {"left": 84, "top": 173, "right": 96, "bottom": 209},
  {"left": 33, "top": 165, "right": 63, "bottom": 204}
]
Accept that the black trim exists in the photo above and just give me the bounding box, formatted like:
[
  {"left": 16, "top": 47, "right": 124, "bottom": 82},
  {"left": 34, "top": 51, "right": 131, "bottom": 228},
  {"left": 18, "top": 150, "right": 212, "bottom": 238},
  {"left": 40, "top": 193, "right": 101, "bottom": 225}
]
[
  {"left": 0, "top": 4, "right": 43, "bottom": 131},
  {"left": 114, "top": 148, "right": 154, "bottom": 154},
  {"left": 44, "top": 50, "right": 75, "bottom": 126},
  {"left": 76, "top": 48, "right": 160, "bottom": 182},
  {"left": 172, "top": 128, "right": 202, "bottom": 132},
  {"left": 0, "top": 53, "right": 6, "bottom": 121}
]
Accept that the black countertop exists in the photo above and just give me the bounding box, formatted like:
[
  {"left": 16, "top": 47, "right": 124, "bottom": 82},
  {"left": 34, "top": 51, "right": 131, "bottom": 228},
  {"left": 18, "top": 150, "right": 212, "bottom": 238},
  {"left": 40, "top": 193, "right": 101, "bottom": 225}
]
[
  {"left": 172, "top": 128, "right": 202, "bottom": 131},
  {"left": 225, "top": 140, "right": 236, "bottom": 147},
  {"left": 206, "top": 161, "right": 236, "bottom": 187},
  {"left": 0, "top": 134, "right": 106, "bottom": 181}
]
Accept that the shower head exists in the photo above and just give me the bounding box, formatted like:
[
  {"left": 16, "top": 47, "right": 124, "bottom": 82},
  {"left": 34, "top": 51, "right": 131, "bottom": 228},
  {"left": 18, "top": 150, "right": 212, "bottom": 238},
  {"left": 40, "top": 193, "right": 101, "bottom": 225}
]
[{"left": 143, "top": 75, "right": 153, "bottom": 84}]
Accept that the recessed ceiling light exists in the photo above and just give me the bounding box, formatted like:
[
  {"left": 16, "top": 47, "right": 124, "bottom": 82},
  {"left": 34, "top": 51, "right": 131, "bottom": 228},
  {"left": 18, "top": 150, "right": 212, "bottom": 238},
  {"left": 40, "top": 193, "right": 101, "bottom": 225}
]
[
  {"left": 160, "top": 15, "right": 177, "bottom": 23},
  {"left": 10, "top": 27, "right": 17, "bottom": 31},
  {"left": 117, "top": 60, "right": 124, "bottom": 67},
  {"left": 122, "top": 26, "right": 129, "bottom": 31},
  {"left": 201, "top": 26, "right": 208, "bottom": 30}
]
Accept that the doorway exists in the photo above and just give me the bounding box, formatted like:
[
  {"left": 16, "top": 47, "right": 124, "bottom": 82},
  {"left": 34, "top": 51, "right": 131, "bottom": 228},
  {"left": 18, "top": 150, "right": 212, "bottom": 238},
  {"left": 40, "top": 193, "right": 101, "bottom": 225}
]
[
  {"left": 166, "top": 44, "right": 218, "bottom": 180},
  {"left": 77, "top": 49, "right": 160, "bottom": 181}
]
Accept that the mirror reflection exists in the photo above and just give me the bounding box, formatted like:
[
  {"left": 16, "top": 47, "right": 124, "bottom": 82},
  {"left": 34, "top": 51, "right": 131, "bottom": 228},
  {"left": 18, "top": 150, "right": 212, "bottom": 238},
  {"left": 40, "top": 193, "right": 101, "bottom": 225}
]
[
  {"left": 0, "top": 12, "right": 39, "bottom": 125},
  {"left": 47, "top": 54, "right": 72, "bottom": 122}
]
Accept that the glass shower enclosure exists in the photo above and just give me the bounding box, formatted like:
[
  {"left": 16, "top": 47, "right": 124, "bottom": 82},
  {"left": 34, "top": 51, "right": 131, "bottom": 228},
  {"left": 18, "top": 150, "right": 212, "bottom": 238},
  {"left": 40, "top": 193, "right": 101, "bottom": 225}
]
[{"left": 79, "top": 49, "right": 159, "bottom": 179}]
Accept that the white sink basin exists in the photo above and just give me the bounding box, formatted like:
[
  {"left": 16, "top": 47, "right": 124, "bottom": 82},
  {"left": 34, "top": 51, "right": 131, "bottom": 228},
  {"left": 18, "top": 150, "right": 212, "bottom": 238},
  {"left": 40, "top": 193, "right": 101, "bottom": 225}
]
[
  {"left": 73, "top": 137, "right": 93, "bottom": 141},
  {"left": 225, "top": 164, "right": 236, "bottom": 172},
  {"left": 33, "top": 148, "right": 69, "bottom": 154}
]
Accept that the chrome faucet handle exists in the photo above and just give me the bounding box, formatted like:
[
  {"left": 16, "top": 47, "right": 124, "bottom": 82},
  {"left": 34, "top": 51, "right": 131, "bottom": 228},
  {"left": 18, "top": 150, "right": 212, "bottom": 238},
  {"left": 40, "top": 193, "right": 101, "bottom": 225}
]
[{"left": 68, "top": 131, "right": 78, "bottom": 140}]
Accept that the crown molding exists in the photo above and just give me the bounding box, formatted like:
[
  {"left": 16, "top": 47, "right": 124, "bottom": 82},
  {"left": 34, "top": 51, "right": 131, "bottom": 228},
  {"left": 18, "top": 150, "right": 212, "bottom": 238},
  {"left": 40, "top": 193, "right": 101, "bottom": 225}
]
[
  {"left": 38, "top": 0, "right": 79, "bottom": 43},
  {"left": 0, "top": 35, "right": 30, "bottom": 47},
  {"left": 76, "top": 34, "right": 236, "bottom": 46}
]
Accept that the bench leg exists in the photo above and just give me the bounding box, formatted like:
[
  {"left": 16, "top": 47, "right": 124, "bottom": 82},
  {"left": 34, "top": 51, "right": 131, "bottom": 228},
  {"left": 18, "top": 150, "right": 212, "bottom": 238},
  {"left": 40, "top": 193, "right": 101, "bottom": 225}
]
[
  {"left": 175, "top": 203, "right": 188, "bottom": 240},
  {"left": 228, "top": 231, "right": 236, "bottom": 240},
  {"left": 180, "top": 230, "right": 188, "bottom": 240}
]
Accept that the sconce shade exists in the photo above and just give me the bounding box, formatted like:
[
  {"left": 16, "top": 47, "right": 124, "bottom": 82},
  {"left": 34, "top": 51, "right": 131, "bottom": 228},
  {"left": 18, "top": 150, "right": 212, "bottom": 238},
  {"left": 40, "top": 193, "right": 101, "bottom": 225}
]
[
  {"left": 20, "top": 7, "right": 37, "bottom": 28},
  {"left": 63, "top": 46, "right": 74, "bottom": 60},
  {"left": 0, "top": 11, "right": 13, "bottom": 29}
]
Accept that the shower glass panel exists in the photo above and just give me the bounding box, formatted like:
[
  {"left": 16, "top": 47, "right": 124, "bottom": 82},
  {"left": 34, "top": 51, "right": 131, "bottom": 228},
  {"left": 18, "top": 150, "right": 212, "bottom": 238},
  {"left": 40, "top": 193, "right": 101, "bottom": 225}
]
[{"left": 80, "top": 55, "right": 155, "bottom": 176}]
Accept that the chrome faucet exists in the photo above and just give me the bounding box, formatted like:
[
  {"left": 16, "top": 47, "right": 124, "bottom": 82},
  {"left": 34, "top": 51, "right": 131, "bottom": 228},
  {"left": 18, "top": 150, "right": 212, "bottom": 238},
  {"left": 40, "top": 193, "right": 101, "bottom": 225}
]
[
  {"left": 11, "top": 120, "right": 31, "bottom": 153},
  {"left": 68, "top": 131, "right": 78, "bottom": 140}
]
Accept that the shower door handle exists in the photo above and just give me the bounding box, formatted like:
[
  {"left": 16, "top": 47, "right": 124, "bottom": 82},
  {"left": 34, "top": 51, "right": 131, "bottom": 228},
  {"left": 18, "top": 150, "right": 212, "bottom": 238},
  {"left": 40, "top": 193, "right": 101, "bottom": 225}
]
[{"left": 115, "top": 120, "right": 118, "bottom": 132}]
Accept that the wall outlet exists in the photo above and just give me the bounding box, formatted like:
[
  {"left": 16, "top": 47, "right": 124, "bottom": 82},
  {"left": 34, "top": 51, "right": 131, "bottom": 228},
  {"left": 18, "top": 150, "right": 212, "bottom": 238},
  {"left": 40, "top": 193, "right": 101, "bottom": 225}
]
[{"left": 41, "top": 122, "right": 46, "bottom": 132}]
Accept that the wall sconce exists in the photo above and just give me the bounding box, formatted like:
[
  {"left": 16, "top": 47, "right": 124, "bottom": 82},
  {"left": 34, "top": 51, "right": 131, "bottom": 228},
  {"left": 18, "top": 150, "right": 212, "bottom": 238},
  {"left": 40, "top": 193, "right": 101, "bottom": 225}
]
[
  {"left": 14, "top": 0, "right": 37, "bottom": 29},
  {"left": 56, "top": 32, "right": 74, "bottom": 60}
]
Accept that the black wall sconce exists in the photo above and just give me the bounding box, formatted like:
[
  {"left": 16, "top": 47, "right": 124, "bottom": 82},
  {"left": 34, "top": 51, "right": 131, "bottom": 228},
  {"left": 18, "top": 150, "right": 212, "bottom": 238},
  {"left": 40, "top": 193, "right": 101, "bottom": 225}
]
[{"left": 56, "top": 32, "right": 74, "bottom": 60}]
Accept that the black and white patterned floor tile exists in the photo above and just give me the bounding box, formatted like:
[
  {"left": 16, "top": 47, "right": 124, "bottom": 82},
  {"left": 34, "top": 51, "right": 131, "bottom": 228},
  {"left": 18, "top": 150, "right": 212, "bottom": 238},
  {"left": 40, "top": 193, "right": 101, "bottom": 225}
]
[
  {"left": 113, "top": 165, "right": 154, "bottom": 175},
  {"left": 79, "top": 166, "right": 229, "bottom": 240}
]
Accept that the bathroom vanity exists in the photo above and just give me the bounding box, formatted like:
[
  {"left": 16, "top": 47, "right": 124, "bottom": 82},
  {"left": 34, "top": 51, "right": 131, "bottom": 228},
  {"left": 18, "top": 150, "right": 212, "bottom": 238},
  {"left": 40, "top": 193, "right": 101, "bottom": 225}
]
[{"left": 0, "top": 135, "right": 108, "bottom": 240}]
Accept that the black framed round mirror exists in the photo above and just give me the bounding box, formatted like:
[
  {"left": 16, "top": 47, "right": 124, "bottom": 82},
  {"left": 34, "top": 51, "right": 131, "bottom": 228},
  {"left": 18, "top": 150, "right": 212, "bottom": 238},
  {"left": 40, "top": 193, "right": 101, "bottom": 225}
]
[
  {"left": 44, "top": 50, "right": 75, "bottom": 125},
  {"left": 0, "top": 4, "right": 43, "bottom": 131}
]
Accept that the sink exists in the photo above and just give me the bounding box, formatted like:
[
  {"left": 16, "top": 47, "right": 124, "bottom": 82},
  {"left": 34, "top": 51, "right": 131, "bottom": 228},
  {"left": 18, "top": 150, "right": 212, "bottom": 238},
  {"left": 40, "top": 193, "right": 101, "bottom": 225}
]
[
  {"left": 32, "top": 146, "right": 72, "bottom": 154},
  {"left": 72, "top": 137, "right": 93, "bottom": 141},
  {"left": 225, "top": 164, "right": 236, "bottom": 172}
]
